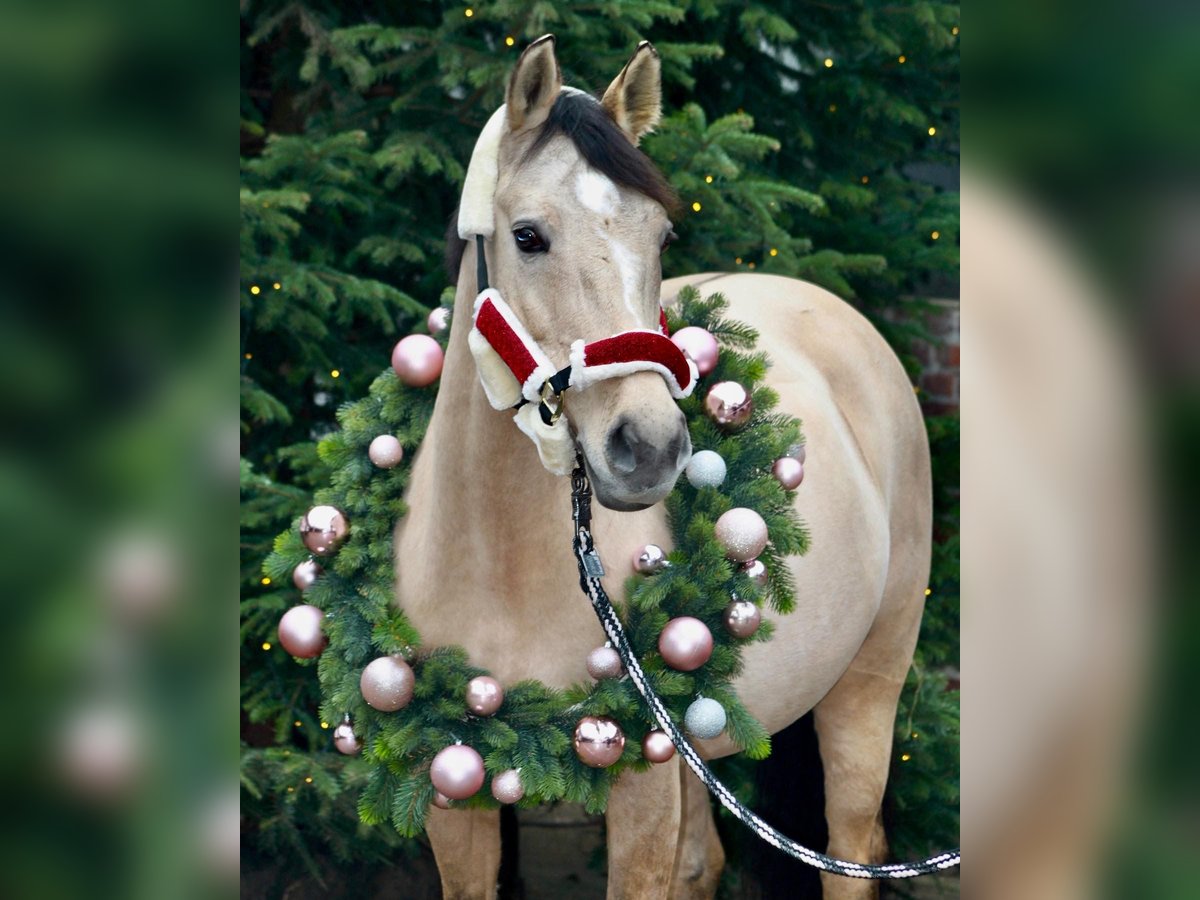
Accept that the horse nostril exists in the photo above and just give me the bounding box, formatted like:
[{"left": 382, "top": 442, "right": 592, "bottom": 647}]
[{"left": 606, "top": 420, "right": 640, "bottom": 474}]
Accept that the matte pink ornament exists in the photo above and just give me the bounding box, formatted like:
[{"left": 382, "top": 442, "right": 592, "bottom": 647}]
[
  {"left": 430, "top": 744, "right": 485, "bottom": 800},
  {"left": 633, "top": 544, "right": 668, "bottom": 575},
  {"left": 360, "top": 655, "right": 415, "bottom": 712},
  {"left": 641, "top": 730, "right": 676, "bottom": 764},
  {"left": 292, "top": 559, "right": 322, "bottom": 591},
  {"left": 771, "top": 457, "right": 804, "bottom": 490},
  {"left": 332, "top": 721, "right": 362, "bottom": 756},
  {"left": 714, "top": 508, "right": 769, "bottom": 562},
  {"left": 277, "top": 605, "right": 327, "bottom": 658},
  {"left": 465, "top": 676, "right": 504, "bottom": 716},
  {"left": 573, "top": 716, "right": 626, "bottom": 768},
  {"left": 658, "top": 617, "right": 714, "bottom": 671},
  {"left": 432, "top": 791, "right": 453, "bottom": 810},
  {"left": 741, "top": 559, "right": 769, "bottom": 588},
  {"left": 586, "top": 646, "right": 625, "bottom": 680},
  {"left": 670, "top": 326, "right": 720, "bottom": 376},
  {"left": 723, "top": 599, "right": 762, "bottom": 638},
  {"left": 491, "top": 769, "right": 525, "bottom": 804},
  {"left": 368, "top": 435, "right": 404, "bottom": 468},
  {"left": 703, "top": 381, "right": 753, "bottom": 431},
  {"left": 300, "top": 505, "right": 350, "bottom": 556},
  {"left": 427, "top": 306, "right": 451, "bottom": 335},
  {"left": 391, "top": 334, "right": 444, "bottom": 387}
]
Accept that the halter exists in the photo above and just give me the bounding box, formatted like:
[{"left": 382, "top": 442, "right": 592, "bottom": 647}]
[{"left": 459, "top": 97, "right": 697, "bottom": 475}]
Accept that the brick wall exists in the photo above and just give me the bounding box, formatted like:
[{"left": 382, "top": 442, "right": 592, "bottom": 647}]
[{"left": 913, "top": 298, "right": 960, "bottom": 416}]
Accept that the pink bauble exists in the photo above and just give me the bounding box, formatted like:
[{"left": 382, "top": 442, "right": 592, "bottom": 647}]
[
  {"left": 430, "top": 745, "right": 485, "bottom": 800},
  {"left": 741, "top": 558, "right": 769, "bottom": 588},
  {"left": 465, "top": 676, "right": 504, "bottom": 716},
  {"left": 491, "top": 769, "right": 525, "bottom": 804},
  {"left": 714, "top": 508, "right": 769, "bottom": 562},
  {"left": 586, "top": 646, "right": 625, "bottom": 680},
  {"left": 333, "top": 721, "right": 362, "bottom": 756},
  {"left": 427, "top": 306, "right": 450, "bottom": 335},
  {"left": 292, "top": 559, "right": 322, "bottom": 591},
  {"left": 786, "top": 442, "right": 807, "bottom": 463},
  {"left": 277, "top": 605, "right": 327, "bottom": 658},
  {"left": 658, "top": 617, "right": 714, "bottom": 672},
  {"left": 703, "top": 381, "right": 753, "bottom": 431},
  {"left": 391, "top": 334, "right": 444, "bottom": 387},
  {"left": 633, "top": 544, "right": 668, "bottom": 575},
  {"left": 368, "top": 435, "right": 404, "bottom": 468},
  {"left": 573, "top": 716, "right": 626, "bottom": 768},
  {"left": 432, "top": 791, "right": 453, "bottom": 809},
  {"left": 641, "top": 730, "right": 676, "bottom": 763},
  {"left": 360, "top": 656, "right": 415, "bottom": 712},
  {"left": 670, "top": 326, "right": 720, "bottom": 377},
  {"left": 771, "top": 457, "right": 804, "bottom": 490},
  {"left": 723, "top": 599, "right": 762, "bottom": 638},
  {"left": 300, "top": 505, "right": 350, "bottom": 556}
]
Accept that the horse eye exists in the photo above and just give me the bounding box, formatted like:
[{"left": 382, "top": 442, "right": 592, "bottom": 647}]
[
  {"left": 513, "top": 227, "right": 547, "bottom": 254},
  {"left": 660, "top": 230, "right": 678, "bottom": 253}
]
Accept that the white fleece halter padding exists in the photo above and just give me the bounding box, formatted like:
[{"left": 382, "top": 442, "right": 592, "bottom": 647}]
[{"left": 513, "top": 403, "right": 576, "bottom": 476}]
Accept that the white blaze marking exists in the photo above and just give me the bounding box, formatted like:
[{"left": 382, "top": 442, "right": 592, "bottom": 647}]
[
  {"left": 610, "top": 239, "right": 640, "bottom": 318},
  {"left": 575, "top": 169, "right": 618, "bottom": 215}
]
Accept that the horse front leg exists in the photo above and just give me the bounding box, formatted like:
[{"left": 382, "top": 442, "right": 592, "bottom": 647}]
[
  {"left": 426, "top": 806, "right": 502, "bottom": 900},
  {"left": 605, "top": 755, "right": 684, "bottom": 899}
]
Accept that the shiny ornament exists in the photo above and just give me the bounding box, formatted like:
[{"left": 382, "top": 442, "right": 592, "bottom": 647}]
[
  {"left": 641, "top": 730, "right": 676, "bottom": 764},
  {"left": 391, "top": 334, "right": 444, "bottom": 387},
  {"left": 723, "top": 599, "right": 762, "bottom": 638},
  {"left": 491, "top": 769, "right": 525, "bottom": 804},
  {"left": 368, "top": 435, "right": 404, "bottom": 468},
  {"left": 300, "top": 505, "right": 350, "bottom": 556},
  {"left": 360, "top": 655, "right": 415, "bottom": 712},
  {"left": 771, "top": 457, "right": 804, "bottom": 490},
  {"left": 633, "top": 543, "right": 669, "bottom": 575},
  {"left": 703, "top": 381, "right": 753, "bottom": 431},
  {"left": 277, "top": 604, "right": 327, "bottom": 658},
  {"left": 685, "top": 698, "right": 727, "bottom": 740},
  {"left": 291, "top": 559, "right": 322, "bottom": 591},
  {"left": 427, "top": 306, "right": 451, "bottom": 335},
  {"left": 670, "top": 326, "right": 720, "bottom": 376},
  {"left": 573, "top": 716, "right": 626, "bottom": 768},
  {"left": 741, "top": 559, "right": 768, "bottom": 588},
  {"left": 658, "top": 617, "right": 714, "bottom": 672},
  {"left": 333, "top": 721, "right": 362, "bottom": 756},
  {"left": 786, "top": 442, "right": 807, "bottom": 463},
  {"left": 586, "top": 646, "right": 624, "bottom": 680},
  {"left": 714, "top": 507, "right": 769, "bottom": 562},
  {"left": 685, "top": 449, "right": 726, "bottom": 488},
  {"left": 465, "top": 676, "right": 504, "bottom": 716},
  {"left": 432, "top": 791, "right": 453, "bottom": 810},
  {"left": 430, "top": 745, "right": 485, "bottom": 800}
]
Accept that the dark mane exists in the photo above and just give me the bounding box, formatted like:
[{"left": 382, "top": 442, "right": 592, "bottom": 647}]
[{"left": 445, "top": 91, "right": 679, "bottom": 284}]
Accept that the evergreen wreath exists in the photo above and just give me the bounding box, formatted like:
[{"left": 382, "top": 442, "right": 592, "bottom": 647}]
[{"left": 263, "top": 286, "right": 808, "bottom": 837}]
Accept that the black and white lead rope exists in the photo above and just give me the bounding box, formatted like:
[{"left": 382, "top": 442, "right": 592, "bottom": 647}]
[{"left": 569, "top": 463, "right": 961, "bottom": 880}]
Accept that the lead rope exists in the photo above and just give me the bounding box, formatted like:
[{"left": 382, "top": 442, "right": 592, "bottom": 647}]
[{"left": 569, "top": 461, "right": 961, "bottom": 880}]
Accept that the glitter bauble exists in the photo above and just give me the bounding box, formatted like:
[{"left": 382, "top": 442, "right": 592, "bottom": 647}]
[
  {"left": 391, "top": 334, "right": 444, "bottom": 387},
  {"left": 685, "top": 698, "right": 727, "bottom": 740},
  {"left": 703, "top": 381, "right": 753, "bottom": 431},
  {"left": 277, "top": 604, "right": 327, "bottom": 659},
  {"left": 573, "top": 716, "right": 626, "bottom": 768},
  {"left": 300, "top": 505, "right": 350, "bottom": 556},
  {"left": 333, "top": 721, "right": 362, "bottom": 756},
  {"left": 430, "top": 745, "right": 485, "bottom": 800},
  {"left": 633, "top": 544, "right": 669, "bottom": 575},
  {"left": 771, "top": 457, "right": 804, "bottom": 490},
  {"left": 723, "top": 599, "right": 762, "bottom": 638},
  {"left": 427, "top": 306, "right": 451, "bottom": 335},
  {"left": 714, "top": 507, "right": 769, "bottom": 562},
  {"left": 359, "top": 655, "right": 415, "bottom": 712},
  {"left": 658, "top": 617, "right": 714, "bottom": 672},
  {"left": 292, "top": 559, "right": 322, "bottom": 591},
  {"left": 465, "top": 676, "right": 504, "bottom": 716},
  {"left": 641, "top": 730, "right": 676, "bottom": 763},
  {"left": 586, "top": 646, "right": 625, "bottom": 680},
  {"left": 685, "top": 449, "right": 727, "bottom": 488},
  {"left": 741, "top": 559, "right": 768, "bottom": 588},
  {"left": 670, "top": 326, "right": 720, "bottom": 376},
  {"left": 491, "top": 769, "right": 525, "bottom": 804},
  {"left": 368, "top": 435, "right": 404, "bottom": 468}
]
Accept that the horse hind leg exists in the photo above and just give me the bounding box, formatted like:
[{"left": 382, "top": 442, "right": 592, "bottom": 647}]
[
  {"left": 668, "top": 765, "right": 725, "bottom": 900},
  {"left": 425, "top": 806, "right": 502, "bottom": 900}
]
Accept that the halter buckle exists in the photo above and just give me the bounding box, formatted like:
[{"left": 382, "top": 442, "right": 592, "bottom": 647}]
[{"left": 539, "top": 380, "right": 564, "bottom": 425}]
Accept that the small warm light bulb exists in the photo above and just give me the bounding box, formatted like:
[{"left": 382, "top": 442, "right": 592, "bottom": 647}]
[
  {"left": 900, "top": 753, "right": 911, "bottom": 762},
  {"left": 735, "top": 257, "right": 743, "bottom": 265},
  {"left": 273, "top": 282, "right": 281, "bottom": 290},
  {"left": 913, "top": 385, "right": 921, "bottom": 394},
  {"left": 898, "top": 55, "right": 906, "bottom": 64},
  {"left": 320, "top": 721, "right": 329, "bottom": 729},
  {"left": 691, "top": 201, "right": 702, "bottom": 212},
  {"left": 952, "top": 26, "right": 959, "bottom": 35},
  {"left": 704, "top": 175, "right": 713, "bottom": 184},
  {"left": 305, "top": 776, "right": 313, "bottom": 784},
  {"left": 331, "top": 369, "right": 340, "bottom": 378},
  {"left": 262, "top": 642, "right": 271, "bottom": 651},
  {"left": 861, "top": 176, "right": 869, "bottom": 184},
  {"left": 748, "top": 262, "right": 756, "bottom": 270},
  {"left": 912, "top": 732, "right": 920, "bottom": 739},
  {"left": 464, "top": 7, "right": 473, "bottom": 16},
  {"left": 823, "top": 57, "right": 833, "bottom": 68},
  {"left": 294, "top": 721, "right": 302, "bottom": 727},
  {"left": 287, "top": 786, "right": 295, "bottom": 793},
  {"left": 250, "top": 285, "right": 261, "bottom": 295},
  {"left": 261, "top": 576, "right": 271, "bottom": 585},
  {"left": 925, "top": 587, "right": 932, "bottom": 596},
  {"left": 244, "top": 352, "right": 253, "bottom": 360},
  {"left": 828, "top": 103, "right": 837, "bottom": 113},
  {"left": 928, "top": 126, "right": 937, "bottom": 136},
  {"left": 769, "top": 248, "right": 778, "bottom": 257},
  {"left": 931, "top": 231, "right": 940, "bottom": 240},
  {"left": 505, "top": 36, "right": 514, "bottom": 46}
]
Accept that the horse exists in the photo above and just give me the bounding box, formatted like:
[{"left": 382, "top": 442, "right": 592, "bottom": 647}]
[{"left": 395, "top": 36, "right": 930, "bottom": 900}]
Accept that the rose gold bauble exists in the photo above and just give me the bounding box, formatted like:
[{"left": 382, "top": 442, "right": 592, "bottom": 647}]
[
  {"left": 723, "top": 599, "right": 762, "bottom": 638},
  {"left": 741, "top": 558, "right": 768, "bottom": 588},
  {"left": 670, "top": 326, "right": 720, "bottom": 376},
  {"left": 333, "top": 721, "right": 362, "bottom": 756},
  {"left": 277, "top": 604, "right": 327, "bottom": 658},
  {"left": 771, "top": 457, "right": 804, "bottom": 490},
  {"left": 391, "top": 334, "right": 444, "bottom": 387},
  {"left": 786, "top": 442, "right": 807, "bottom": 463},
  {"left": 641, "top": 730, "right": 676, "bottom": 763},
  {"left": 633, "top": 544, "right": 668, "bottom": 575},
  {"left": 491, "top": 769, "right": 525, "bottom": 804},
  {"left": 465, "top": 676, "right": 504, "bottom": 716},
  {"left": 658, "top": 617, "right": 714, "bottom": 671},
  {"left": 430, "top": 745, "right": 485, "bottom": 800},
  {"left": 703, "top": 381, "right": 753, "bottom": 431},
  {"left": 427, "top": 306, "right": 450, "bottom": 335},
  {"left": 300, "top": 505, "right": 350, "bottom": 556},
  {"left": 573, "top": 716, "right": 626, "bottom": 768},
  {"left": 292, "top": 559, "right": 322, "bottom": 591},
  {"left": 359, "top": 655, "right": 415, "bottom": 712},
  {"left": 714, "top": 508, "right": 769, "bottom": 562},
  {"left": 368, "top": 435, "right": 404, "bottom": 468},
  {"left": 433, "top": 791, "right": 453, "bottom": 810},
  {"left": 586, "top": 646, "right": 625, "bottom": 680}
]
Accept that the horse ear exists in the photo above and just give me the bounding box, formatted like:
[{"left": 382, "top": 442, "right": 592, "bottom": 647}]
[
  {"left": 506, "top": 35, "right": 562, "bottom": 133},
  {"left": 601, "top": 41, "right": 662, "bottom": 145}
]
